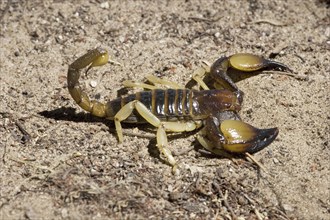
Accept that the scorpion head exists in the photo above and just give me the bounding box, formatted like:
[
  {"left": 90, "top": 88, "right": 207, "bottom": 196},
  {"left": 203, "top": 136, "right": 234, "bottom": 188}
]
[{"left": 220, "top": 120, "right": 279, "bottom": 153}]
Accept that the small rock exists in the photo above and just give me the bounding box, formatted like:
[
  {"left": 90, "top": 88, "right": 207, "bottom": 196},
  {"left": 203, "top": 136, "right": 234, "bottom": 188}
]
[
  {"left": 169, "top": 191, "right": 182, "bottom": 201},
  {"left": 25, "top": 208, "right": 38, "bottom": 220},
  {"left": 61, "top": 208, "right": 68, "bottom": 218},
  {"left": 282, "top": 203, "right": 294, "bottom": 212},
  {"left": 90, "top": 168, "right": 99, "bottom": 176},
  {"left": 189, "top": 213, "right": 196, "bottom": 218},
  {"left": 90, "top": 80, "right": 97, "bottom": 88},
  {"left": 119, "top": 36, "right": 126, "bottom": 43},
  {"left": 214, "top": 32, "right": 221, "bottom": 38},
  {"left": 100, "top": 2, "right": 109, "bottom": 9}
]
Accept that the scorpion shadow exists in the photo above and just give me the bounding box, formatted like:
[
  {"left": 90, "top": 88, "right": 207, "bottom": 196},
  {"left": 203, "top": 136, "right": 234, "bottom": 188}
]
[
  {"left": 39, "top": 107, "right": 239, "bottom": 166},
  {"left": 38, "top": 106, "right": 140, "bottom": 131}
]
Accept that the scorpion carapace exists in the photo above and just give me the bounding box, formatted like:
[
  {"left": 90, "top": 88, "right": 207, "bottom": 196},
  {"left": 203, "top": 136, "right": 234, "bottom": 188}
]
[{"left": 67, "top": 48, "right": 291, "bottom": 174}]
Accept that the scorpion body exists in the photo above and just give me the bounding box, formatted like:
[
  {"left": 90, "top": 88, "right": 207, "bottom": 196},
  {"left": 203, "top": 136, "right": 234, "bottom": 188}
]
[
  {"left": 105, "top": 89, "right": 240, "bottom": 123},
  {"left": 67, "top": 48, "right": 291, "bottom": 174}
]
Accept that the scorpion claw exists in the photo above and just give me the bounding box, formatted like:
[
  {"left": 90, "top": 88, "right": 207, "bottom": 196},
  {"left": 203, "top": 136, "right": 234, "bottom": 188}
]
[
  {"left": 229, "top": 53, "right": 292, "bottom": 73},
  {"left": 220, "top": 120, "right": 279, "bottom": 153},
  {"left": 262, "top": 59, "right": 293, "bottom": 73},
  {"left": 209, "top": 53, "right": 292, "bottom": 91}
]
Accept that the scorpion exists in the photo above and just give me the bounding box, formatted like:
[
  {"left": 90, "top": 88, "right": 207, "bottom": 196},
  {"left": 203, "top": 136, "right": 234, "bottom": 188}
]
[{"left": 67, "top": 48, "right": 291, "bottom": 174}]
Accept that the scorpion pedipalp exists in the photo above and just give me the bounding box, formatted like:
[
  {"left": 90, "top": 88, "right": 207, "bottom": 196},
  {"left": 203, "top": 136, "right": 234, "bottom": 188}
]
[
  {"left": 228, "top": 53, "right": 292, "bottom": 73},
  {"left": 206, "top": 53, "right": 292, "bottom": 91},
  {"left": 220, "top": 120, "right": 279, "bottom": 153},
  {"left": 196, "top": 116, "right": 278, "bottom": 156}
]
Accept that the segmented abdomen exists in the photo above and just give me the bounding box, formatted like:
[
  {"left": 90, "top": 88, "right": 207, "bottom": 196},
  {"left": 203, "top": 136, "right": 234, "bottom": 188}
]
[{"left": 105, "top": 89, "right": 197, "bottom": 123}]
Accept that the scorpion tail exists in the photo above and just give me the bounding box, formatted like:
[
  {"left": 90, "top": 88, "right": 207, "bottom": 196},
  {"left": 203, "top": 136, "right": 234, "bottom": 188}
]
[
  {"left": 67, "top": 48, "right": 109, "bottom": 117},
  {"left": 220, "top": 120, "right": 279, "bottom": 153}
]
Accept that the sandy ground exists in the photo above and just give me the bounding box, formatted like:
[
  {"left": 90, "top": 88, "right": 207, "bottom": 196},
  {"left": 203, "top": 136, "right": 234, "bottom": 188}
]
[{"left": 0, "top": 0, "right": 329, "bottom": 219}]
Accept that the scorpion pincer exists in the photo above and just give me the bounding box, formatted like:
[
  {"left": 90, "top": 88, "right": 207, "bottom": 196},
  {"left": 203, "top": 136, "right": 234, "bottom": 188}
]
[{"left": 67, "top": 48, "right": 292, "bottom": 174}]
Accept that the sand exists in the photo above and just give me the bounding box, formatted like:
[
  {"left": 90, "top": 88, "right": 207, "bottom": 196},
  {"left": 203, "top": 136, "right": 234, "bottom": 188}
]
[{"left": 1, "top": 1, "right": 329, "bottom": 219}]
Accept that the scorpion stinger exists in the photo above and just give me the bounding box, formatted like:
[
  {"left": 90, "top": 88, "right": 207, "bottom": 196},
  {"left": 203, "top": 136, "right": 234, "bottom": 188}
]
[{"left": 67, "top": 48, "right": 291, "bottom": 174}]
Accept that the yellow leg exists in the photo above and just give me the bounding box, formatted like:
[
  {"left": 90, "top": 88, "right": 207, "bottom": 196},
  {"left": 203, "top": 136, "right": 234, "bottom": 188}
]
[
  {"left": 191, "top": 61, "right": 211, "bottom": 90},
  {"left": 122, "top": 74, "right": 185, "bottom": 90},
  {"left": 122, "top": 80, "right": 159, "bottom": 90},
  {"left": 192, "top": 67, "right": 210, "bottom": 90},
  {"left": 156, "top": 125, "right": 178, "bottom": 173},
  {"left": 156, "top": 120, "right": 199, "bottom": 174},
  {"left": 123, "top": 60, "right": 212, "bottom": 91},
  {"left": 114, "top": 100, "right": 199, "bottom": 173},
  {"left": 145, "top": 75, "right": 184, "bottom": 89}
]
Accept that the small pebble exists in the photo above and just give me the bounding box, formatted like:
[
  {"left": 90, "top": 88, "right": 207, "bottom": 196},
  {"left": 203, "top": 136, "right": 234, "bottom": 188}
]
[
  {"left": 214, "top": 32, "right": 221, "bottom": 38},
  {"left": 169, "top": 191, "right": 181, "bottom": 201},
  {"left": 100, "top": 2, "right": 109, "bottom": 9},
  {"left": 61, "top": 208, "right": 68, "bottom": 218},
  {"left": 90, "top": 80, "right": 97, "bottom": 88},
  {"left": 282, "top": 203, "right": 294, "bottom": 212},
  {"left": 25, "top": 208, "right": 38, "bottom": 220}
]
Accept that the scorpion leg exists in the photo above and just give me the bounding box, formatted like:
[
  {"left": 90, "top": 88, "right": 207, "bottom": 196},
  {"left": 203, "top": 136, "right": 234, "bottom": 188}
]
[
  {"left": 125, "top": 61, "right": 212, "bottom": 91},
  {"left": 123, "top": 75, "right": 184, "bottom": 90},
  {"left": 124, "top": 59, "right": 213, "bottom": 91},
  {"left": 122, "top": 80, "right": 160, "bottom": 90},
  {"left": 210, "top": 53, "right": 292, "bottom": 91},
  {"left": 114, "top": 100, "right": 199, "bottom": 174},
  {"left": 197, "top": 117, "right": 278, "bottom": 155},
  {"left": 145, "top": 75, "right": 184, "bottom": 89},
  {"left": 191, "top": 61, "right": 211, "bottom": 90}
]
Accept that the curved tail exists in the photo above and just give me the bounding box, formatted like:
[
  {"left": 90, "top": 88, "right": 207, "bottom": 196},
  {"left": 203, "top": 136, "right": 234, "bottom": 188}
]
[{"left": 67, "top": 48, "right": 109, "bottom": 117}]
